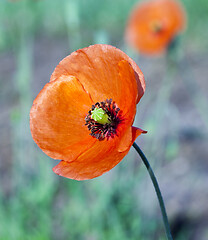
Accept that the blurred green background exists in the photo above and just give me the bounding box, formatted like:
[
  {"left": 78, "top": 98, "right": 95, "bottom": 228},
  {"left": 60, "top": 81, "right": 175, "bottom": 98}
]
[{"left": 0, "top": 0, "right": 208, "bottom": 239}]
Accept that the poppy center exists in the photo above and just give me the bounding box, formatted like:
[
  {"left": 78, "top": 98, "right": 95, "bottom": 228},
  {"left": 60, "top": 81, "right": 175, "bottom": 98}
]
[
  {"left": 91, "top": 108, "right": 110, "bottom": 124},
  {"left": 150, "top": 20, "right": 163, "bottom": 33},
  {"left": 85, "top": 99, "right": 122, "bottom": 140}
]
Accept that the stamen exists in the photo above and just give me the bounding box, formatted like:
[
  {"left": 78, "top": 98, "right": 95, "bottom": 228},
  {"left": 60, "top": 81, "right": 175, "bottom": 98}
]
[{"left": 85, "top": 99, "right": 122, "bottom": 140}]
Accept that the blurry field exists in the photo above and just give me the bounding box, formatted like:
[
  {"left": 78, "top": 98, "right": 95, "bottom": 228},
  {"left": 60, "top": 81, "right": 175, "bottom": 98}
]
[{"left": 0, "top": 0, "right": 208, "bottom": 239}]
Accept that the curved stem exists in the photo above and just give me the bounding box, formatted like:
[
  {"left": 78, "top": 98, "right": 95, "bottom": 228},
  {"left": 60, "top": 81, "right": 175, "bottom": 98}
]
[{"left": 133, "top": 142, "right": 173, "bottom": 240}]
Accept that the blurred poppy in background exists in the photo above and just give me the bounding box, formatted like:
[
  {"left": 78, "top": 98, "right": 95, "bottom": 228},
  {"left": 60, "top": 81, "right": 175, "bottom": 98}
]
[
  {"left": 125, "top": 0, "right": 186, "bottom": 55},
  {"left": 30, "top": 44, "right": 146, "bottom": 180}
]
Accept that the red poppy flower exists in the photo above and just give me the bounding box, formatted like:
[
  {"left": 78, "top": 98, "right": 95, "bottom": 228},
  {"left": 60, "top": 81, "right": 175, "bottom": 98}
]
[
  {"left": 30, "top": 44, "right": 146, "bottom": 180},
  {"left": 125, "top": 0, "right": 186, "bottom": 55}
]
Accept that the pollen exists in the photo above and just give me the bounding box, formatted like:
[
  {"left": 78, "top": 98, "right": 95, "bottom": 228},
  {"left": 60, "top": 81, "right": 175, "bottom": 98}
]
[{"left": 85, "top": 99, "right": 122, "bottom": 140}]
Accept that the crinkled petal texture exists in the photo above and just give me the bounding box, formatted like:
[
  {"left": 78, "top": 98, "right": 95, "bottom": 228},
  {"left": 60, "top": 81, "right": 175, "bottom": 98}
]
[
  {"left": 53, "top": 127, "right": 145, "bottom": 180},
  {"left": 50, "top": 44, "right": 145, "bottom": 104},
  {"left": 125, "top": 0, "right": 186, "bottom": 55},
  {"left": 30, "top": 76, "right": 96, "bottom": 161},
  {"left": 30, "top": 44, "right": 146, "bottom": 180}
]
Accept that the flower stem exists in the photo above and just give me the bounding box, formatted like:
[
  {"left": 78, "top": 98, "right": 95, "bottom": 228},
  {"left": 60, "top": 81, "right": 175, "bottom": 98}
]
[{"left": 132, "top": 142, "right": 173, "bottom": 240}]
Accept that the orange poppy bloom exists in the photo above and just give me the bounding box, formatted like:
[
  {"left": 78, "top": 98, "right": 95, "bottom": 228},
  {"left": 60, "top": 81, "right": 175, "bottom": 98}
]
[
  {"left": 30, "top": 44, "right": 146, "bottom": 180},
  {"left": 125, "top": 0, "right": 186, "bottom": 55}
]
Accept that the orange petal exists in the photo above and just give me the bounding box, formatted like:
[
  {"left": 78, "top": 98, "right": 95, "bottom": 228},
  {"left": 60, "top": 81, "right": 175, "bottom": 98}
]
[
  {"left": 30, "top": 75, "right": 96, "bottom": 161},
  {"left": 53, "top": 126, "right": 146, "bottom": 180},
  {"left": 118, "top": 126, "right": 147, "bottom": 152},
  {"left": 117, "top": 60, "right": 137, "bottom": 121},
  {"left": 50, "top": 44, "right": 145, "bottom": 104}
]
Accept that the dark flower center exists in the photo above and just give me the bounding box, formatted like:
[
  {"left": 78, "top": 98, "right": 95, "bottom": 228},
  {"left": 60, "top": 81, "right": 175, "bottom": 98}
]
[
  {"left": 85, "top": 99, "right": 122, "bottom": 140},
  {"left": 150, "top": 20, "right": 163, "bottom": 33}
]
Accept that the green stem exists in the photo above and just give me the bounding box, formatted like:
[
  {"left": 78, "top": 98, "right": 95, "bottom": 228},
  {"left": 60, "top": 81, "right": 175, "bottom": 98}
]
[{"left": 133, "top": 142, "right": 173, "bottom": 240}]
